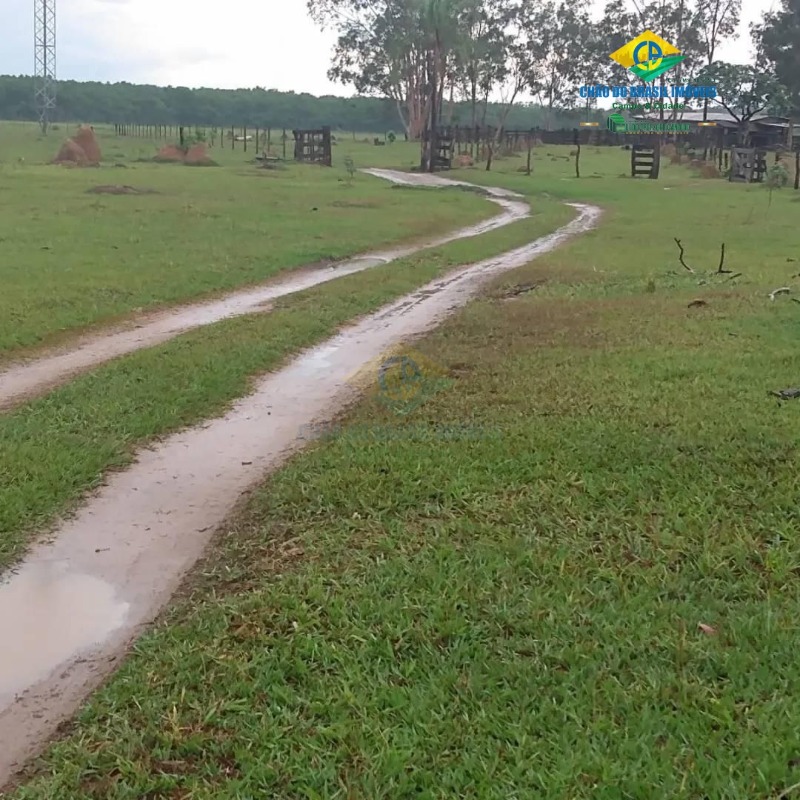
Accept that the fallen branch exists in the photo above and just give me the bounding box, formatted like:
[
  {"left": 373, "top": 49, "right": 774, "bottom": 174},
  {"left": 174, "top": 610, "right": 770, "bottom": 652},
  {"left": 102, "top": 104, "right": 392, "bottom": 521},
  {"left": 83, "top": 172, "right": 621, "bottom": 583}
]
[
  {"left": 769, "top": 388, "right": 800, "bottom": 400},
  {"left": 778, "top": 779, "right": 800, "bottom": 799},
  {"left": 716, "top": 242, "right": 731, "bottom": 274},
  {"left": 727, "top": 272, "right": 742, "bottom": 281},
  {"left": 502, "top": 282, "right": 540, "bottom": 298},
  {"left": 769, "top": 287, "right": 791, "bottom": 301},
  {"left": 674, "top": 239, "right": 733, "bottom": 276},
  {"left": 673, "top": 238, "right": 694, "bottom": 273}
]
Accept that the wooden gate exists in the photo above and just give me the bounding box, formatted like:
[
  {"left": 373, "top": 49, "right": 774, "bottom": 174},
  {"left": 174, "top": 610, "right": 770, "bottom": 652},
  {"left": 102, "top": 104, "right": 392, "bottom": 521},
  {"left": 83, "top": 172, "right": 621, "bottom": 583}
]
[
  {"left": 435, "top": 131, "right": 453, "bottom": 170},
  {"left": 753, "top": 150, "right": 767, "bottom": 182},
  {"left": 729, "top": 147, "right": 754, "bottom": 182},
  {"left": 631, "top": 145, "right": 660, "bottom": 179},
  {"left": 292, "top": 126, "right": 332, "bottom": 167},
  {"left": 729, "top": 148, "right": 768, "bottom": 182}
]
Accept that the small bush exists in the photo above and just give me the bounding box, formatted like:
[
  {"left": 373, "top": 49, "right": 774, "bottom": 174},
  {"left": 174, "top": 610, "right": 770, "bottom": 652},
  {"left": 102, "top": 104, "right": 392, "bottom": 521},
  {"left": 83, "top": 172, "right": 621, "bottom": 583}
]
[{"left": 767, "top": 162, "right": 789, "bottom": 189}]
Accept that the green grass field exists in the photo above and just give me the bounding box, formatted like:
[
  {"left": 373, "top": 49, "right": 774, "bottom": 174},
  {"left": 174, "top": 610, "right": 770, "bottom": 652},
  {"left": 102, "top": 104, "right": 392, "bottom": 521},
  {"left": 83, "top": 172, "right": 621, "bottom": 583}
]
[
  {"left": 5, "top": 124, "right": 800, "bottom": 798},
  {"left": 0, "top": 197, "right": 571, "bottom": 571},
  {"left": 0, "top": 122, "right": 488, "bottom": 357}
]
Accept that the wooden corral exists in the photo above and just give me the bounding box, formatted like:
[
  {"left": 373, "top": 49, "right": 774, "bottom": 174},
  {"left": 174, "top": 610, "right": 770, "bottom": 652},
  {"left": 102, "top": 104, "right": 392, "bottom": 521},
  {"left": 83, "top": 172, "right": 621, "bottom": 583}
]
[
  {"left": 631, "top": 145, "right": 660, "bottom": 179},
  {"left": 729, "top": 147, "right": 767, "bottom": 183},
  {"left": 292, "top": 127, "right": 332, "bottom": 167},
  {"left": 432, "top": 125, "right": 624, "bottom": 161}
]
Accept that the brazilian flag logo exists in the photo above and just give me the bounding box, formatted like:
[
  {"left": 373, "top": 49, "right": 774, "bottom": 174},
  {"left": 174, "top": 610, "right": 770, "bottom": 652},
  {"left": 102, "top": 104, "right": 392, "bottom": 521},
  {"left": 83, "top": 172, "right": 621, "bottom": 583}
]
[
  {"left": 610, "top": 30, "right": 684, "bottom": 83},
  {"left": 607, "top": 113, "right": 627, "bottom": 132}
]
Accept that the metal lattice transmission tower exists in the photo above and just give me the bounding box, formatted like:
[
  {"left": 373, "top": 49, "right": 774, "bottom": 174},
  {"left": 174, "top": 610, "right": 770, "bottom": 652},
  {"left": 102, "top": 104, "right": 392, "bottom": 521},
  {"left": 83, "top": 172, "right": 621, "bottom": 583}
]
[{"left": 34, "top": 0, "right": 57, "bottom": 135}]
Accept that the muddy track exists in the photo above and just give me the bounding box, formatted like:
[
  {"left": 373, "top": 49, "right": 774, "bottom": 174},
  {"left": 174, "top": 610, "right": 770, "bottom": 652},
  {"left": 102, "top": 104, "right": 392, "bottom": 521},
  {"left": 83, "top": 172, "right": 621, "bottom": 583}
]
[
  {"left": 0, "top": 173, "right": 601, "bottom": 786},
  {"left": 0, "top": 170, "right": 528, "bottom": 411}
]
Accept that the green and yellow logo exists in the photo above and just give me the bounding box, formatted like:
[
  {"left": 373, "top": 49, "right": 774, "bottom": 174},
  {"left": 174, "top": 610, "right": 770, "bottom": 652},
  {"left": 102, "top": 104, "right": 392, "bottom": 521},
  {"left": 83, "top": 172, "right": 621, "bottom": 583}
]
[
  {"left": 609, "top": 30, "right": 684, "bottom": 83},
  {"left": 606, "top": 113, "right": 627, "bottom": 132},
  {"left": 346, "top": 346, "right": 451, "bottom": 415}
]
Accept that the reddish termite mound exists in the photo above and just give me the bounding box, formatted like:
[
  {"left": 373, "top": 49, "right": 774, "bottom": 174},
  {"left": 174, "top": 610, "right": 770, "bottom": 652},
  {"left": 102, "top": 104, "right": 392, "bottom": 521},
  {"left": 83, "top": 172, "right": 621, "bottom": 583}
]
[
  {"left": 52, "top": 126, "right": 101, "bottom": 166},
  {"left": 154, "top": 144, "right": 185, "bottom": 162},
  {"left": 73, "top": 126, "right": 102, "bottom": 164},
  {"left": 154, "top": 142, "right": 216, "bottom": 165},
  {"left": 52, "top": 139, "right": 88, "bottom": 166}
]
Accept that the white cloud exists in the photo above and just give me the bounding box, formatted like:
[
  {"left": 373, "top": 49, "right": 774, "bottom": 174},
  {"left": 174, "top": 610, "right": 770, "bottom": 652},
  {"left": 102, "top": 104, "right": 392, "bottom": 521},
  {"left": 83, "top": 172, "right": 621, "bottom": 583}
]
[{"left": 61, "top": 0, "right": 342, "bottom": 93}]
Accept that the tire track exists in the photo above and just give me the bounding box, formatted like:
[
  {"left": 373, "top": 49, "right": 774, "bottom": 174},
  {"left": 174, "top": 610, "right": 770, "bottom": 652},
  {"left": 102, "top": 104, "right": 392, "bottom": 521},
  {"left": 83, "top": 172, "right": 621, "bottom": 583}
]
[
  {"left": 0, "top": 176, "right": 601, "bottom": 786},
  {"left": 0, "top": 170, "right": 528, "bottom": 411}
]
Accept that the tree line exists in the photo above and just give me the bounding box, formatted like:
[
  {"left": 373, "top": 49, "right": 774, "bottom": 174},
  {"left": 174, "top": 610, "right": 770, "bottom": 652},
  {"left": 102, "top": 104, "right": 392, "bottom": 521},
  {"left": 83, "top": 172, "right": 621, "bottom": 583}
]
[
  {"left": 308, "top": 0, "right": 800, "bottom": 157},
  {"left": 0, "top": 75, "right": 585, "bottom": 133}
]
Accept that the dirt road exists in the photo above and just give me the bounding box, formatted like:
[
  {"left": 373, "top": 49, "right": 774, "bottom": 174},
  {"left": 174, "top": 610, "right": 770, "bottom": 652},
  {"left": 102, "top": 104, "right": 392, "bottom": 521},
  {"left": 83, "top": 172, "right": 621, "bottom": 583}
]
[
  {"left": 0, "top": 173, "right": 601, "bottom": 786},
  {"left": 0, "top": 171, "right": 528, "bottom": 411}
]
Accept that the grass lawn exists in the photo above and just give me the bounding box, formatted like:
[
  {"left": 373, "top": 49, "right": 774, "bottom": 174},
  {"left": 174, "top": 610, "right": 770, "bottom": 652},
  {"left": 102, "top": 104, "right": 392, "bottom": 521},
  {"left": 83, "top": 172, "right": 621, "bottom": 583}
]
[
  {"left": 0, "top": 198, "right": 572, "bottom": 572},
  {"left": 0, "top": 122, "right": 490, "bottom": 358},
  {"left": 6, "top": 142, "right": 800, "bottom": 797}
]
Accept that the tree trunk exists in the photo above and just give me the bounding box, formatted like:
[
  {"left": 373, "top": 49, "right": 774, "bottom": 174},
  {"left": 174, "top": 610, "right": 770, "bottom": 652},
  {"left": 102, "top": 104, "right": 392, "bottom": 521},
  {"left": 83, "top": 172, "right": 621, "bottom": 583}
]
[
  {"left": 470, "top": 80, "right": 477, "bottom": 129},
  {"left": 420, "top": 54, "right": 432, "bottom": 171},
  {"left": 738, "top": 121, "right": 749, "bottom": 147},
  {"left": 420, "top": 45, "right": 440, "bottom": 173},
  {"left": 470, "top": 79, "right": 478, "bottom": 158},
  {"left": 702, "top": 38, "right": 715, "bottom": 158},
  {"left": 394, "top": 97, "right": 411, "bottom": 138}
]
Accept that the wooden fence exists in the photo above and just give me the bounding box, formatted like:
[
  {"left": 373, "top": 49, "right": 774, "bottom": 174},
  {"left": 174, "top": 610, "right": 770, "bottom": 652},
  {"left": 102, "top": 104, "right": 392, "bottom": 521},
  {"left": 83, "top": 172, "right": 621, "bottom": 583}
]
[{"left": 114, "top": 124, "right": 290, "bottom": 158}]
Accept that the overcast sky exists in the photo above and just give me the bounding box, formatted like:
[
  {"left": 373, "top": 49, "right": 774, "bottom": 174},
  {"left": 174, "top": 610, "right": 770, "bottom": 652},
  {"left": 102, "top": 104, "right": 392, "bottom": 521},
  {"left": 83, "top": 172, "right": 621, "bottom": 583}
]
[{"left": 0, "top": 0, "right": 779, "bottom": 96}]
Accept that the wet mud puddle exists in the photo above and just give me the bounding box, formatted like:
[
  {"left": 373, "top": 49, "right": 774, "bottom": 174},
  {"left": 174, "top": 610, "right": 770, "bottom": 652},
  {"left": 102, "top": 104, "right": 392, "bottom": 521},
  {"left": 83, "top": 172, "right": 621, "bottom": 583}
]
[
  {"left": 0, "top": 565, "right": 128, "bottom": 705},
  {"left": 0, "top": 182, "right": 600, "bottom": 783},
  {"left": 0, "top": 170, "right": 528, "bottom": 410}
]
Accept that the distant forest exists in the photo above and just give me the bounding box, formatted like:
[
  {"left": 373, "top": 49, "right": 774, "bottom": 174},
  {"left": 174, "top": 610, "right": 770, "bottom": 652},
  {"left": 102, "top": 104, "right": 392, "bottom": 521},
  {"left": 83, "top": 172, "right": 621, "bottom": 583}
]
[{"left": 0, "top": 75, "right": 587, "bottom": 133}]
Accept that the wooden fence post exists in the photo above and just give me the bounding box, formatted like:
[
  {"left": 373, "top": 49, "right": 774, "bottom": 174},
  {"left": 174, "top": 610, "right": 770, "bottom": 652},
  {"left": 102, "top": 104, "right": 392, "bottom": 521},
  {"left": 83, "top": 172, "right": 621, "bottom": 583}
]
[
  {"left": 795, "top": 148, "right": 800, "bottom": 190},
  {"left": 526, "top": 130, "right": 533, "bottom": 176}
]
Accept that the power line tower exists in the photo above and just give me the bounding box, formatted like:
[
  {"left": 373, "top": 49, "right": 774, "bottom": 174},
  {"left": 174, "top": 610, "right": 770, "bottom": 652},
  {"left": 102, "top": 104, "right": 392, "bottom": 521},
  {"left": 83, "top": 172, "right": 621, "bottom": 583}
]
[{"left": 34, "top": 0, "right": 57, "bottom": 135}]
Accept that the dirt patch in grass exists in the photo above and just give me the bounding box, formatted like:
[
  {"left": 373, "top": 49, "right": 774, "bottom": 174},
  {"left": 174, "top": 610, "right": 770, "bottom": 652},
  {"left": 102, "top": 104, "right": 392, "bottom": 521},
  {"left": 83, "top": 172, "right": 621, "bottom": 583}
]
[
  {"left": 433, "top": 291, "right": 754, "bottom": 370},
  {"left": 699, "top": 164, "right": 722, "bottom": 179},
  {"left": 330, "top": 199, "right": 381, "bottom": 209},
  {"left": 86, "top": 185, "right": 158, "bottom": 196},
  {"left": 486, "top": 258, "right": 603, "bottom": 297}
]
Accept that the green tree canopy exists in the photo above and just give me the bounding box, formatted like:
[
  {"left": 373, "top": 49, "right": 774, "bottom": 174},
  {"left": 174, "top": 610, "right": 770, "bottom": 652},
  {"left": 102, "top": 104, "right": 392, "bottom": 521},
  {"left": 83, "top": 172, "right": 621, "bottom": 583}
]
[{"left": 755, "top": 0, "right": 800, "bottom": 115}]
